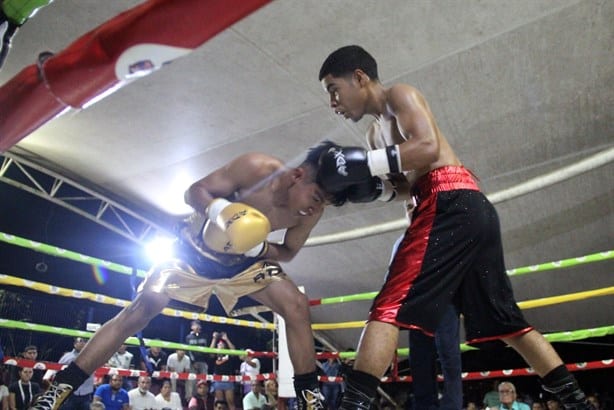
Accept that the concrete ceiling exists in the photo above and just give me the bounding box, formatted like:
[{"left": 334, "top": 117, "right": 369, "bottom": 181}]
[{"left": 0, "top": 0, "right": 612, "bottom": 353}]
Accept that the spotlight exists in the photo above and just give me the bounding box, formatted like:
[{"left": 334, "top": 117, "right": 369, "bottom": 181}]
[{"left": 144, "top": 235, "right": 176, "bottom": 264}]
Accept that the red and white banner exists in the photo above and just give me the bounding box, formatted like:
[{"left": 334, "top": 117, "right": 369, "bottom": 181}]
[{"left": 0, "top": 0, "right": 271, "bottom": 152}]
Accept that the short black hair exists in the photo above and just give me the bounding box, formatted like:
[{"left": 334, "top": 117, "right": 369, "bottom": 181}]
[
  {"left": 319, "top": 45, "right": 379, "bottom": 81},
  {"left": 302, "top": 140, "right": 347, "bottom": 207},
  {"left": 302, "top": 140, "right": 340, "bottom": 171}
]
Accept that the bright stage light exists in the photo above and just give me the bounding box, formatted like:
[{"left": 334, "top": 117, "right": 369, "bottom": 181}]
[{"left": 144, "top": 235, "right": 176, "bottom": 264}]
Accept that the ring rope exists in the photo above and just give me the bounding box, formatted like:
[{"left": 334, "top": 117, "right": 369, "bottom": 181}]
[
  {"left": 2, "top": 356, "right": 613, "bottom": 383},
  {"left": 1, "top": 318, "right": 612, "bottom": 358},
  {"left": 507, "top": 250, "right": 613, "bottom": 276},
  {"left": 0, "top": 318, "right": 273, "bottom": 358},
  {"left": 2, "top": 356, "right": 276, "bottom": 382},
  {"left": 0, "top": 232, "right": 612, "bottom": 282},
  {"left": 2, "top": 273, "right": 612, "bottom": 330},
  {"left": 0, "top": 232, "right": 147, "bottom": 277},
  {"left": 0, "top": 273, "right": 274, "bottom": 330},
  {"left": 311, "top": 287, "right": 614, "bottom": 324}
]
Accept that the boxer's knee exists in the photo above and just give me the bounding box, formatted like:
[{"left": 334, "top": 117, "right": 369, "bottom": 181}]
[{"left": 278, "top": 289, "right": 310, "bottom": 324}]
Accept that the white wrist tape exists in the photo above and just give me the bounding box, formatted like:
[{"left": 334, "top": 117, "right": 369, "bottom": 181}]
[
  {"left": 377, "top": 179, "right": 397, "bottom": 202},
  {"left": 206, "top": 198, "right": 231, "bottom": 223},
  {"left": 366, "top": 145, "right": 402, "bottom": 176},
  {"left": 244, "top": 241, "right": 267, "bottom": 257}
]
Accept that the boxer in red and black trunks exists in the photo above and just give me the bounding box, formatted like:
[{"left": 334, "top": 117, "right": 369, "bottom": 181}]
[
  {"left": 372, "top": 165, "right": 531, "bottom": 343},
  {"left": 317, "top": 45, "right": 594, "bottom": 410}
]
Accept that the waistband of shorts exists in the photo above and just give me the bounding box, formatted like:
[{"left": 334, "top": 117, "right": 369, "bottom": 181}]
[{"left": 411, "top": 166, "right": 479, "bottom": 200}]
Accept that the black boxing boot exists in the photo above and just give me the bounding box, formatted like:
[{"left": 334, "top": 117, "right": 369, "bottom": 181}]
[
  {"left": 29, "top": 362, "right": 89, "bottom": 410},
  {"left": 542, "top": 365, "right": 594, "bottom": 410},
  {"left": 294, "top": 371, "right": 324, "bottom": 410},
  {"left": 339, "top": 369, "right": 380, "bottom": 410}
]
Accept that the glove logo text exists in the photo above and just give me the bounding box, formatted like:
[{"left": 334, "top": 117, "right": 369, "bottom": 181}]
[
  {"left": 332, "top": 148, "right": 348, "bottom": 177},
  {"left": 224, "top": 210, "right": 248, "bottom": 229}
]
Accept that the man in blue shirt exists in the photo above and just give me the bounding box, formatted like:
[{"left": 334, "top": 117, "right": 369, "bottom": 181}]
[{"left": 93, "top": 375, "right": 129, "bottom": 410}]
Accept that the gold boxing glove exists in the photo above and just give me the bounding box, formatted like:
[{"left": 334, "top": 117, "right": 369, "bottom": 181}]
[{"left": 204, "top": 198, "right": 271, "bottom": 254}]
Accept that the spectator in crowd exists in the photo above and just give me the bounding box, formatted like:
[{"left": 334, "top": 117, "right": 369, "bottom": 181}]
[
  {"left": 9, "top": 367, "right": 41, "bottom": 410},
  {"left": 187, "top": 380, "right": 209, "bottom": 410},
  {"left": 93, "top": 375, "right": 129, "bottom": 410},
  {"left": 186, "top": 320, "right": 209, "bottom": 402},
  {"left": 242, "top": 382, "right": 266, "bottom": 410},
  {"left": 107, "top": 345, "right": 133, "bottom": 370},
  {"left": 263, "top": 380, "right": 278, "bottom": 410},
  {"left": 532, "top": 401, "right": 546, "bottom": 410},
  {"left": 21, "top": 346, "right": 44, "bottom": 385},
  {"left": 89, "top": 402, "right": 105, "bottom": 410},
  {"left": 155, "top": 380, "right": 182, "bottom": 410},
  {"left": 338, "top": 349, "right": 355, "bottom": 403},
  {"left": 210, "top": 332, "right": 237, "bottom": 410},
  {"left": 586, "top": 395, "right": 600, "bottom": 410},
  {"left": 465, "top": 401, "right": 479, "bottom": 410},
  {"left": 1, "top": 370, "right": 8, "bottom": 410},
  {"left": 140, "top": 345, "right": 168, "bottom": 395},
  {"left": 498, "top": 381, "right": 529, "bottom": 410},
  {"left": 166, "top": 349, "right": 191, "bottom": 403},
  {"left": 320, "top": 357, "right": 341, "bottom": 410},
  {"left": 21, "top": 346, "right": 37, "bottom": 362},
  {"left": 106, "top": 345, "right": 134, "bottom": 391},
  {"left": 484, "top": 380, "right": 502, "bottom": 409},
  {"left": 546, "top": 398, "right": 563, "bottom": 410},
  {"left": 128, "top": 376, "right": 157, "bottom": 410},
  {"left": 54, "top": 338, "right": 94, "bottom": 410},
  {"left": 239, "top": 349, "right": 260, "bottom": 397},
  {"left": 213, "top": 399, "right": 229, "bottom": 410}
]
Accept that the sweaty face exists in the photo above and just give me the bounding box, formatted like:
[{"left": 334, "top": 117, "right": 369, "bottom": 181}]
[
  {"left": 321, "top": 73, "right": 365, "bottom": 122},
  {"left": 288, "top": 178, "right": 326, "bottom": 217}
]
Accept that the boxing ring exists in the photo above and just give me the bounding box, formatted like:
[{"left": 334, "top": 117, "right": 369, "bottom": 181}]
[
  {"left": 0, "top": 0, "right": 612, "bottom": 402},
  {"left": 1, "top": 230, "right": 613, "bottom": 386}
]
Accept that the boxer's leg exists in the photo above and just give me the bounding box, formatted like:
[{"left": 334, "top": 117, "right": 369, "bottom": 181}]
[
  {"left": 251, "top": 277, "right": 323, "bottom": 410},
  {"left": 31, "top": 281, "right": 171, "bottom": 410}
]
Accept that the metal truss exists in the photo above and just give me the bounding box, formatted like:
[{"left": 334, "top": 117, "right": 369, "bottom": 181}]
[{"left": 0, "top": 151, "right": 170, "bottom": 245}]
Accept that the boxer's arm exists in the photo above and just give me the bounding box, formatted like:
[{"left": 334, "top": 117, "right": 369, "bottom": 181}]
[
  {"left": 388, "top": 84, "right": 440, "bottom": 170},
  {"left": 184, "top": 152, "right": 280, "bottom": 213},
  {"left": 266, "top": 211, "right": 322, "bottom": 262},
  {"left": 366, "top": 114, "right": 412, "bottom": 201}
]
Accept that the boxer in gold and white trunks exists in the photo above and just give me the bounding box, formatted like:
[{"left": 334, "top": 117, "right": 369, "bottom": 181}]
[{"left": 31, "top": 141, "right": 345, "bottom": 410}]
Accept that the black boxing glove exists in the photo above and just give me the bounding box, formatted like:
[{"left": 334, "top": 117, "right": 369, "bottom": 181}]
[
  {"left": 347, "top": 177, "right": 396, "bottom": 203},
  {"left": 318, "top": 145, "right": 402, "bottom": 193}
]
